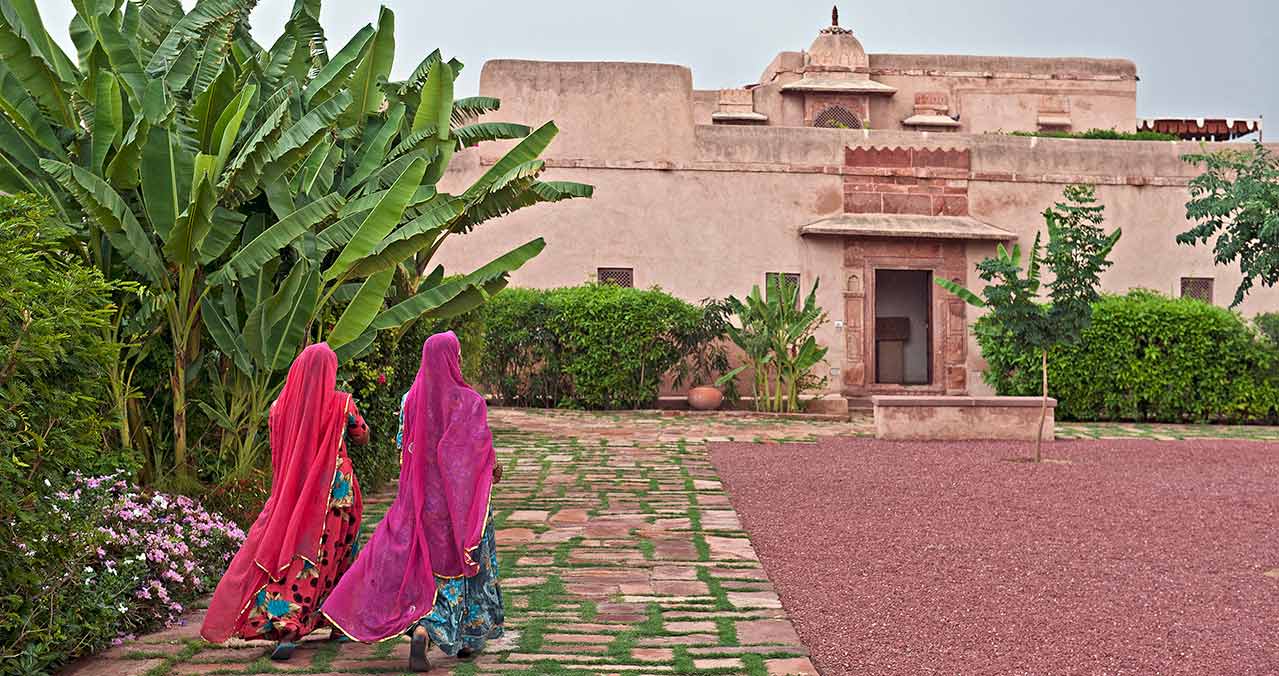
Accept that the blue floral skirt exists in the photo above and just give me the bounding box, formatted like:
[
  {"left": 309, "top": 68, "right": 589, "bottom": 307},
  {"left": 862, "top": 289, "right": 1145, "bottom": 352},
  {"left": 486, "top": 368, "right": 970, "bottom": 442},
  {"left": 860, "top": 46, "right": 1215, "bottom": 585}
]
[{"left": 414, "top": 513, "right": 504, "bottom": 655}]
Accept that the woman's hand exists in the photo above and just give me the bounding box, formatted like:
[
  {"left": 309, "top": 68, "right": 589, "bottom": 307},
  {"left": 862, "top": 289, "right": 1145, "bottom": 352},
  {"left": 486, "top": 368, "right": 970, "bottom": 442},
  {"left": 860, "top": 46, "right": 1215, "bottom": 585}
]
[{"left": 492, "top": 463, "right": 503, "bottom": 484}]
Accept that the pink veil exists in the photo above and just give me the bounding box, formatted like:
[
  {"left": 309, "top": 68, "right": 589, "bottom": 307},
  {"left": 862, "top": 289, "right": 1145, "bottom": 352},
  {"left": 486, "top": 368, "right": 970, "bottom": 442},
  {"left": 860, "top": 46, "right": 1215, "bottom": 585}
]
[{"left": 322, "top": 332, "right": 494, "bottom": 641}]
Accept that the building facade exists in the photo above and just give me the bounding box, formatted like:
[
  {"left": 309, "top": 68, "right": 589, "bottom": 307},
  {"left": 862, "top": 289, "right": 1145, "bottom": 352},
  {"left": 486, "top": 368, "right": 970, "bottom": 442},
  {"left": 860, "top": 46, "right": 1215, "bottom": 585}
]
[{"left": 438, "top": 10, "right": 1273, "bottom": 409}]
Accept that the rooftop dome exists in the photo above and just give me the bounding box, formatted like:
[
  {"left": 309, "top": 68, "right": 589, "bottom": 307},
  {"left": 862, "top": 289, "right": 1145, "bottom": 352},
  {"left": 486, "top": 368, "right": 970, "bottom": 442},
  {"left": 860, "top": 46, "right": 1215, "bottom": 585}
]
[{"left": 806, "top": 6, "right": 868, "bottom": 72}]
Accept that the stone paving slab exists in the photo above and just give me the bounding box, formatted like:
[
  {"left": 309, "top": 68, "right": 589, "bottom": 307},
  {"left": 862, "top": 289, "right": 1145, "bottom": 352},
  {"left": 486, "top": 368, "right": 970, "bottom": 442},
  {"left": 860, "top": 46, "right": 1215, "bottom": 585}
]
[{"left": 63, "top": 408, "right": 856, "bottom": 676}]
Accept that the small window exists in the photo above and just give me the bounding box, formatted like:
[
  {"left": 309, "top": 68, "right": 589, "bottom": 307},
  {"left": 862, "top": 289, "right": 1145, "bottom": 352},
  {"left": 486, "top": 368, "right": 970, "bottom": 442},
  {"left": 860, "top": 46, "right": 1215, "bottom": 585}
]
[
  {"left": 813, "top": 106, "right": 862, "bottom": 129},
  {"left": 598, "top": 267, "right": 634, "bottom": 288},
  {"left": 1180, "top": 277, "right": 1214, "bottom": 304}
]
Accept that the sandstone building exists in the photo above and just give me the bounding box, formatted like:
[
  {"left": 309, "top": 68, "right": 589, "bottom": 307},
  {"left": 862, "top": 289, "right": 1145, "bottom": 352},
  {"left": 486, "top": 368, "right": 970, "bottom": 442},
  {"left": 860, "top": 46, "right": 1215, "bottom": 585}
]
[{"left": 440, "top": 9, "right": 1271, "bottom": 409}]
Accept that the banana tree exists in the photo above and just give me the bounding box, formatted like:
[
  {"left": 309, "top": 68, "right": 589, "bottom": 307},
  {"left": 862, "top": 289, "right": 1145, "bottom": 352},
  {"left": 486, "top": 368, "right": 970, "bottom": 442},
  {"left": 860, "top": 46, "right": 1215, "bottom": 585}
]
[
  {"left": 717, "top": 276, "right": 829, "bottom": 413},
  {"left": 0, "top": 0, "right": 592, "bottom": 482}
]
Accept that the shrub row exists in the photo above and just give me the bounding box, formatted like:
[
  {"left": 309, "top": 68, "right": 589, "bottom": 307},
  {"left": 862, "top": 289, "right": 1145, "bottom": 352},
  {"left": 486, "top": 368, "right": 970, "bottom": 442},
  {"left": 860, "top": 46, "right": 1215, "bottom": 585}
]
[
  {"left": 979, "top": 290, "right": 1279, "bottom": 422},
  {"left": 478, "top": 285, "right": 706, "bottom": 409}
]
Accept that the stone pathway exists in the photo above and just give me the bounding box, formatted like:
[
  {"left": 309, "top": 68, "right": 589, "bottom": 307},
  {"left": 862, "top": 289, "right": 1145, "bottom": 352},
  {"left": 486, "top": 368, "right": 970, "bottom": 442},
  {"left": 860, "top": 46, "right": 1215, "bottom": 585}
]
[
  {"left": 65, "top": 409, "right": 867, "bottom": 676},
  {"left": 60, "top": 407, "right": 1277, "bottom": 676}
]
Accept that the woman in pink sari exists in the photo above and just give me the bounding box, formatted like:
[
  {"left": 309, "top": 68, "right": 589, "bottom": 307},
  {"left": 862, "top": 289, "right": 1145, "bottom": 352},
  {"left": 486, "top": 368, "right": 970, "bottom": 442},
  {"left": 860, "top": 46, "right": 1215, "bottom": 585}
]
[
  {"left": 201, "top": 343, "right": 368, "bottom": 660},
  {"left": 323, "top": 331, "right": 503, "bottom": 672}
]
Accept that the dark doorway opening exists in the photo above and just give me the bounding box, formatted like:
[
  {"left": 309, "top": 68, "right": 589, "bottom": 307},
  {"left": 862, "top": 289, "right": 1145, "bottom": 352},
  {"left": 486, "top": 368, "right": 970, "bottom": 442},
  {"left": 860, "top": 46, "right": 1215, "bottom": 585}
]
[{"left": 874, "top": 269, "right": 932, "bottom": 385}]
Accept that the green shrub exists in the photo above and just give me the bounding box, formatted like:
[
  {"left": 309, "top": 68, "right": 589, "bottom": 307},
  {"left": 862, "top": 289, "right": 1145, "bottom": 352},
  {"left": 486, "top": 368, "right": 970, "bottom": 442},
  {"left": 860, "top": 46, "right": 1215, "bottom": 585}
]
[
  {"left": 478, "top": 287, "right": 571, "bottom": 407},
  {"left": 979, "top": 290, "right": 1279, "bottom": 422},
  {"left": 0, "top": 195, "right": 128, "bottom": 521},
  {"left": 1255, "top": 312, "right": 1279, "bottom": 344},
  {"left": 1008, "top": 129, "right": 1179, "bottom": 142},
  {"left": 479, "top": 285, "right": 705, "bottom": 409}
]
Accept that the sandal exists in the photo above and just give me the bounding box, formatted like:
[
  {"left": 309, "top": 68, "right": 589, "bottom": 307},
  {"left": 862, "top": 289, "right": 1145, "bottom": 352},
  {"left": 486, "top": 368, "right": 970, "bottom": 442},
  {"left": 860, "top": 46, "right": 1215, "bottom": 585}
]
[
  {"left": 270, "top": 641, "right": 297, "bottom": 661},
  {"left": 409, "top": 626, "right": 431, "bottom": 672}
]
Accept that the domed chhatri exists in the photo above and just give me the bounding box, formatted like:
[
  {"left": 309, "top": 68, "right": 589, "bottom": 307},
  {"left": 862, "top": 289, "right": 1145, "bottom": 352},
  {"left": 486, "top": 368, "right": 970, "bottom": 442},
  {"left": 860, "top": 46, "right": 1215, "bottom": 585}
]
[{"left": 808, "top": 6, "right": 868, "bottom": 72}]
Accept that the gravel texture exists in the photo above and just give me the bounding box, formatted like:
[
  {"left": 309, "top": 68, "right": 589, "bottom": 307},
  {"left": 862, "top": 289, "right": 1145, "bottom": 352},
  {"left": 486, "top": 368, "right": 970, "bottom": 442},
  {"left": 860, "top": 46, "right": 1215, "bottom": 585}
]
[{"left": 709, "top": 438, "right": 1279, "bottom": 675}]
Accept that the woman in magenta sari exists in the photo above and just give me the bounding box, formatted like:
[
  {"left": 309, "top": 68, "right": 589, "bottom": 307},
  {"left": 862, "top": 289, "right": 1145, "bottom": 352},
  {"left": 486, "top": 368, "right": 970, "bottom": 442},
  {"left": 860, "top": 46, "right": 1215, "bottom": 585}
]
[
  {"left": 201, "top": 343, "right": 368, "bottom": 660},
  {"left": 323, "top": 331, "right": 503, "bottom": 672}
]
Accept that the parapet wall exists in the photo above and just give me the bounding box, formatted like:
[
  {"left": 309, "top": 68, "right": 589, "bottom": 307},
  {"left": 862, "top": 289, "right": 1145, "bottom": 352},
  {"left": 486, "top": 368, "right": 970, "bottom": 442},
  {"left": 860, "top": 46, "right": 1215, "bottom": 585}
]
[
  {"left": 867, "top": 54, "right": 1137, "bottom": 80},
  {"left": 479, "top": 60, "right": 697, "bottom": 162}
]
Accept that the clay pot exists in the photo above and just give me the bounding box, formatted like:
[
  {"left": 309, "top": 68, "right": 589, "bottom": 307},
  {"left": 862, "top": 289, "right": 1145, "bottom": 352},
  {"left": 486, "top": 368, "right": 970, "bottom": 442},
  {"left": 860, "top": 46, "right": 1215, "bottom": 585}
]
[{"left": 688, "top": 386, "right": 724, "bottom": 411}]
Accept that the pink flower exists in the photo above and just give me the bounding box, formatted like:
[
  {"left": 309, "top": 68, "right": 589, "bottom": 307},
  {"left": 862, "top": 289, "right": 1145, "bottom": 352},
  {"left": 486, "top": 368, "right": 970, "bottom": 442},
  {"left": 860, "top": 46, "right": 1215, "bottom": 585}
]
[{"left": 377, "top": 373, "right": 387, "bottom": 385}]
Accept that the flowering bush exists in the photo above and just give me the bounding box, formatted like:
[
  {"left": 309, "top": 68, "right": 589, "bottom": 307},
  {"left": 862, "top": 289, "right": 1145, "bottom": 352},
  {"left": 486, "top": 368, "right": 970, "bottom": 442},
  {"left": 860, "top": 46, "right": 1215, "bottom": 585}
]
[{"left": 1, "top": 472, "right": 244, "bottom": 676}]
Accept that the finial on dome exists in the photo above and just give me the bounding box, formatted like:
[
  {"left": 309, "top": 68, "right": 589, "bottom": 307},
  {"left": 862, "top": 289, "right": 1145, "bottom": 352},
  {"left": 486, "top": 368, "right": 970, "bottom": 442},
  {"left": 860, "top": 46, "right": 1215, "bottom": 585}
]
[{"left": 820, "top": 5, "right": 852, "bottom": 34}]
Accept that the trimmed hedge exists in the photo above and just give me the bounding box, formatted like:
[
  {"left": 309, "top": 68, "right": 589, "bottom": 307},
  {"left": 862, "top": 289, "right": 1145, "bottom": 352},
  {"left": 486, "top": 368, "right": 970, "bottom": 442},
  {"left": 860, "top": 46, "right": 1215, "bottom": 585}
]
[
  {"left": 479, "top": 285, "right": 705, "bottom": 409},
  {"left": 979, "top": 290, "right": 1279, "bottom": 422}
]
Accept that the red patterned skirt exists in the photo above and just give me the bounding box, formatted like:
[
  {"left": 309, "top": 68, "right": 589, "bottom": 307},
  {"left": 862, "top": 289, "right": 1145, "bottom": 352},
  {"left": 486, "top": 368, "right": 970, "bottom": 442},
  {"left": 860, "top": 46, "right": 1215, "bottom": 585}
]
[{"left": 236, "top": 451, "right": 362, "bottom": 641}]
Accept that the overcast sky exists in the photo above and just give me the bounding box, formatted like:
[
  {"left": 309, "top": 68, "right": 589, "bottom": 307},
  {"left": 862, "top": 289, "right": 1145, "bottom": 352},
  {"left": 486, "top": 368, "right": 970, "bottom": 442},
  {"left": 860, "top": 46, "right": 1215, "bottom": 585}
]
[{"left": 34, "top": 0, "right": 1279, "bottom": 128}]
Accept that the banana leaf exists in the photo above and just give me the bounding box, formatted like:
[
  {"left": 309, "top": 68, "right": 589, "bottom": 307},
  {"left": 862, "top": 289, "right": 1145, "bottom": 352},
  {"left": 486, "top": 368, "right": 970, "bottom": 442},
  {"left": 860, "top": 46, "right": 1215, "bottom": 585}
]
[
  {"left": 214, "top": 192, "right": 344, "bottom": 282},
  {"left": 324, "top": 155, "right": 427, "bottom": 281},
  {"left": 338, "top": 6, "right": 394, "bottom": 128},
  {"left": 328, "top": 267, "right": 393, "bottom": 348}
]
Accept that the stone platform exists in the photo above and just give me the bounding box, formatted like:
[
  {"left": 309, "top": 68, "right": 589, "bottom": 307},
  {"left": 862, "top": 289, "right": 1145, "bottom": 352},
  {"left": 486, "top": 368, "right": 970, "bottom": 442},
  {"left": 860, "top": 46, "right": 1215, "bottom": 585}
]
[{"left": 873, "top": 395, "right": 1056, "bottom": 441}]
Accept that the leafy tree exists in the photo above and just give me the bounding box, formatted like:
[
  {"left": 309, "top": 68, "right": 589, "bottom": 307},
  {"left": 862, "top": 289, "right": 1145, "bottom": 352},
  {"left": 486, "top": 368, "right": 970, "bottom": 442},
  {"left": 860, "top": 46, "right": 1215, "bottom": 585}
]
[
  {"left": 937, "top": 185, "right": 1120, "bottom": 461},
  {"left": 0, "top": 0, "right": 591, "bottom": 483},
  {"left": 1179, "top": 141, "right": 1279, "bottom": 307}
]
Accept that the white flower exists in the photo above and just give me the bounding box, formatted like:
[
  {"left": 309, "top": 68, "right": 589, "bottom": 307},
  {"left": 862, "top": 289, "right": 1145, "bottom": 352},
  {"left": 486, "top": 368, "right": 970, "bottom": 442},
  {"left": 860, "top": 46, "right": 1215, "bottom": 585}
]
[
  {"left": 83, "top": 566, "right": 94, "bottom": 575},
  {"left": 44, "top": 479, "right": 51, "bottom": 487},
  {"left": 117, "top": 603, "right": 128, "bottom": 613}
]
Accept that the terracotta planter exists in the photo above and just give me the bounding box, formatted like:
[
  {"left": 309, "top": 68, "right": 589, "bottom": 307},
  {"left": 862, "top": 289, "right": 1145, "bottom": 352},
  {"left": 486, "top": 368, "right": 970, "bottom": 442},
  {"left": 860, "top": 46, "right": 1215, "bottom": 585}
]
[{"left": 688, "top": 386, "right": 724, "bottom": 411}]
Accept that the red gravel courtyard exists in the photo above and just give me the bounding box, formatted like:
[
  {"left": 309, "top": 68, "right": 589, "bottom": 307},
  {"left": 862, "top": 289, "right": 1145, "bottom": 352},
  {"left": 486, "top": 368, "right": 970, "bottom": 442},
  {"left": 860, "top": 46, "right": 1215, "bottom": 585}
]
[{"left": 710, "top": 438, "right": 1279, "bottom": 675}]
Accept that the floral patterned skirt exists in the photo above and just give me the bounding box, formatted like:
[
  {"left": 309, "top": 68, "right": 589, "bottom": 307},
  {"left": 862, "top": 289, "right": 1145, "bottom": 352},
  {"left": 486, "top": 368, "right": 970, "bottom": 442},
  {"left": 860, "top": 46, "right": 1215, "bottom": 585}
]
[
  {"left": 237, "top": 453, "right": 362, "bottom": 641},
  {"left": 415, "top": 512, "right": 504, "bottom": 655}
]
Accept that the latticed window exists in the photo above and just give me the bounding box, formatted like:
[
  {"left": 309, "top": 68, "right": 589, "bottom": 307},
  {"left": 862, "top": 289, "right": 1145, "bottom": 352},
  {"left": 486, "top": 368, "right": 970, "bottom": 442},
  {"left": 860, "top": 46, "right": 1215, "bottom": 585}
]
[
  {"left": 767, "top": 272, "right": 801, "bottom": 292},
  {"left": 598, "top": 267, "right": 634, "bottom": 288},
  {"left": 1180, "top": 277, "right": 1214, "bottom": 304},
  {"left": 813, "top": 106, "right": 862, "bottom": 129}
]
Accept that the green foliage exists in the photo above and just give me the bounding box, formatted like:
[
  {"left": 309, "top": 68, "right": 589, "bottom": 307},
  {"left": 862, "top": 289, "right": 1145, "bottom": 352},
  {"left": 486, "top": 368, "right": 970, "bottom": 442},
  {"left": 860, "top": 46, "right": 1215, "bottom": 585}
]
[
  {"left": 1255, "top": 312, "right": 1279, "bottom": 345},
  {"left": 0, "top": 194, "right": 130, "bottom": 521},
  {"left": 0, "top": 0, "right": 589, "bottom": 485},
  {"left": 937, "top": 185, "right": 1119, "bottom": 459},
  {"left": 717, "top": 276, "right": 829, "bottom": 413},
  {"left": 1179, "top": 142, "right": 1279, "bottom": 307},
  {"left": 670, "top": 299, "right": 737, "bottom": 398},
  {"left": 939, "top": 185, "right": 1120, "bottom": 353},
  {"left": 476, "top": 288, "right": 570, "bottom": 407},
  {"left": 478, "top": 285, "right": 706, "bottom": 409},
  {"left": 1008, "top": 129, "right": 1179, "bottom": 141},
  {"left": 979, "top": 291, "right": 1279, "bottom": 423}
]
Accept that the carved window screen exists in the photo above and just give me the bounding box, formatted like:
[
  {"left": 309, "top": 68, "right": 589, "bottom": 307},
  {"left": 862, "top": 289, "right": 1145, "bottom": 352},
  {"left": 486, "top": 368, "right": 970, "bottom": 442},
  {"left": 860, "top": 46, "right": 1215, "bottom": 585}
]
[
  {"left": 598, "top": 267, "right": 634, "bottom": 288},
  {"left": 813, "top": 106, "right": 862, "bottom": 129},
  {"left": 1180, "top": 277, "right": 1214, "bottom": 304}
]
